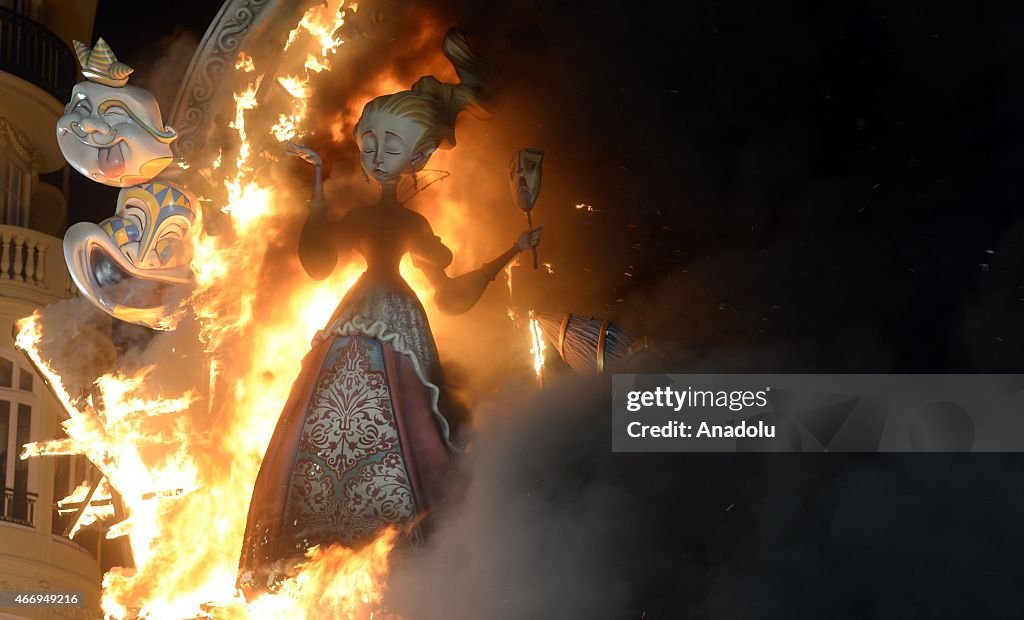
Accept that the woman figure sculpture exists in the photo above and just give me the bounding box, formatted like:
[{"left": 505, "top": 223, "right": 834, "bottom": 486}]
[{"left": 239, "top": 28, "right": 542, "bottom": 591}]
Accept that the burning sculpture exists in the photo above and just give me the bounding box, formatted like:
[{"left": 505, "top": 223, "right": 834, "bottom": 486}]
[
  {"left": 58, "top": 38, "right": 195, "bottom": 330},
  {"left": 238, "top": 27, "right": 543, "bottom": 595},
  {"left": 12, "top": 1, "right": 627, "bottom": 616}
]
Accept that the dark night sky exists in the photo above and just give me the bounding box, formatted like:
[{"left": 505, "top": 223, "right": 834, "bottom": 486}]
[
  {"left": 83, "top": 0, "right": 1024, "bottom": 374},
  {"left": 78, "top": 1, "right": 1024, "bottom": 617}
]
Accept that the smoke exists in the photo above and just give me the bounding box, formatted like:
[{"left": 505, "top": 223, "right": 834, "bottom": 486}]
[
  {"left": 381, "top": 363, "right": 1023, "bottom": 619},
  {"left": 68, "top": 0, "right": 1024, "bottom": 615},
  {"left": 385, "top": 375, "right": 650, "bottom": 619},
  {"left": 127, "top": 29, "right": 202, "bottom": 116},
  {"left": 29, "top": 297, "right": 117, "bottom": 395},
  {"left": 30, "top": 295, "right": 207, "bottom": 404}
]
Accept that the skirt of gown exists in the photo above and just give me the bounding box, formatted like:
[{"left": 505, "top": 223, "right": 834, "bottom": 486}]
[{"left": 238, "top": 276, "right": 453, "bottom": 590}]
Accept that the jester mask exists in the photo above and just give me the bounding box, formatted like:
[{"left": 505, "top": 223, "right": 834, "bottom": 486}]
[
  {"left": 56, "top": 39, "right": 176, "bottom": 187},
  {"left": 64, "top": 181, "right": 194, "bottom": 330},
  {"left": 508, "top": 148, "right": 544, "bottom": 212}
]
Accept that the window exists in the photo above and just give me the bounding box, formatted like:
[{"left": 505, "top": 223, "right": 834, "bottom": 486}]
[
  {"left": 18, "top": 368, "right": 32, "bottom": 393},
  {"left": 0, "top": 353, "right": 37, "bottom": 527},
  {"left": 0, "top": 358, "right": 11, "bottom": 389},
  {"left": 11, "top": 404, "right": 30, "bottom": 521}
]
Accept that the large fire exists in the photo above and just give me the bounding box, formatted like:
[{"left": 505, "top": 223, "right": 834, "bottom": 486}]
[{"left": 9, "top": 1, "right": 460, "bottom": 617}]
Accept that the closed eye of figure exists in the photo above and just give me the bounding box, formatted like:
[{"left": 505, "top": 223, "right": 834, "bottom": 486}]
[{"left": 103, "top": 105, "right": 129, "bottom": 117}]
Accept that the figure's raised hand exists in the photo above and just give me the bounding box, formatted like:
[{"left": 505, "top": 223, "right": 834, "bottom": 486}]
[
  {"left": 284, "top": 140, "right": 322, "bottom": 167},
  {"left": 516, "top": 224, "right": 543, "bottom": 252}
]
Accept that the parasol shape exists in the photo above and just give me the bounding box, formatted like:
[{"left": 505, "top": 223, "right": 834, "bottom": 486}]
[{"left": 535, "top": 312, "right": 647, "bottom": 375}]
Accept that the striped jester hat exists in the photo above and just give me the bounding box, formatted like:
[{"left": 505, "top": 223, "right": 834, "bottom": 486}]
[{"left": 73, "top": 37, "right": 134, "bottom": 87}]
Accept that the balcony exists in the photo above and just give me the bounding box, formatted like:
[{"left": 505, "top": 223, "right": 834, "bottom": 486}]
[
  {"left": 0, "top": 224, "right": 75, "bottom": 303},
  {"left": 0, "top": 5, "right": 76, "bottom": 102},
  {"left": 1, "top": 487, "right": 37, "bottom": 527}
]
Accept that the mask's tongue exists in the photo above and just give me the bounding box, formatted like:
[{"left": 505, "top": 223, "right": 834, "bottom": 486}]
[{"left": 98, "top": 142, "right": 125, "bottom": 178}]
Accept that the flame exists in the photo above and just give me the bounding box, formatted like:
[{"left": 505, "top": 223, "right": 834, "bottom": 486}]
[
  {"left": 528, "top": 310, "right": 546, "bottom": 388},
  {"left": 227, "top": 76, "right": 263, "bottom": 179},
  {"left": 12, "top": 1, "right": 414, "bottom": 617},
  {"left": 503, "top": 257, "right": 517, "bottom": 297},
  {"left": 270, "top": 2, "right": 347, "bottom": 146},
  {"left": 271, "top": 113, "right": 301, "bottom": 142},
  {"left": 277, "top": 75, "right": 312, "bottom": 100},
  {"left": 57, "top": 478, "right": 116, "bottom": 538},
  {"left": 285, "top": 0, "right": 347, "bottom": 56},
  {"left": 305, "top": 54, "right": 330, "bottom": 73},
  {"left": 11, "top": 4, "right": 503, "bottom": 618},
  {"left": 16, "top": 312, "right": 202, "bottom": 576},
  {"left": 235, "top": 52, "right": 255, "bottom": 73},
  {"left": 243, "top": 529, "right": 398, "bottom": 619}
]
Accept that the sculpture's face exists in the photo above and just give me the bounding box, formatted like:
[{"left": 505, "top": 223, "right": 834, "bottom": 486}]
[
  {"left": 57, "top": 81, "right": 174, "bottom": 187},
  {"left": 64, "top": 181, "right": 195, "bottom": 330},
  {"left": 356, "top": 111, "right": 429, "bottom": 185},
  {"left": 508, "top": 148, "right": 544, "bottom": 212}
]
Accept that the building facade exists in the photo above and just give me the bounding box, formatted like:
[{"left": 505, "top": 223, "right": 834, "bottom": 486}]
[{"left": 0, "top": 1, "right": 102, "bottom": 618}]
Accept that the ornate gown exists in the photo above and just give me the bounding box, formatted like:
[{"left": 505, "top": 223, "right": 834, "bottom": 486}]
[{"left": 239, "top": 202, "right": 463, "bottom": 587}]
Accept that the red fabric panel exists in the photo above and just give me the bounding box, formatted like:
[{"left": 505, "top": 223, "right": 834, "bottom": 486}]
[{"left": 383, "top": 341, "right": 451, "bottom": 513}]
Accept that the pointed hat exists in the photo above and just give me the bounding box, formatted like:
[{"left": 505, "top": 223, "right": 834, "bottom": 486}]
[{"left": 73, "top": 38, "right": 134, "bottom": 87}]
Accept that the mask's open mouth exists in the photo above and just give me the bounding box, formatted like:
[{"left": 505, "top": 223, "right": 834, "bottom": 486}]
[
  {"left": 89, "top": 248, "right": 182, "bottom": 310},
  {"left": 65, "top": 221, "right": 193, "bottom": 330}
]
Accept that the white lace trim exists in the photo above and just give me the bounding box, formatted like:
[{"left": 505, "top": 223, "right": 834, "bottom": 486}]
[{"left": 314, "top": 315, "right": 453, "bottom": 448}]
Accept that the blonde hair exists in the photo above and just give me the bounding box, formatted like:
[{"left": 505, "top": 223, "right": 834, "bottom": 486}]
[{"left": 355, "top": 28, "right": 497, "bottom": 155}]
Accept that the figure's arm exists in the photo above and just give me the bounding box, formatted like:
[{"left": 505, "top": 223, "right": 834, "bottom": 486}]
[
  {"left": 414, "top": 221, "right": 543, "bottom": 315},
  {"left": 287, "top": 142, "right": 338, "bottom": 280}
]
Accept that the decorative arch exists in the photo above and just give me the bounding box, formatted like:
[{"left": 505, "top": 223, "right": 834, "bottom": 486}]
[{"left": 168, "top": 0, "right": 320, "bottom": 163}]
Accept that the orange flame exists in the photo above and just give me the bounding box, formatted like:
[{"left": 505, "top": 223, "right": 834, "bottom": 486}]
[
  {"left": 12, "top": 1, "right": 410, "bottom": 618},
  {"left": 243, "top": 529, "right": 398, "bottom": 619},
  {"left": 12, "top": 2, "right": 516, "bottom": 617},
  {"left": 235, "top": 52, "right": 256, "bottom": 73},
  {"left": 528, "top": 310, "right": 546, "bottom": 388}
]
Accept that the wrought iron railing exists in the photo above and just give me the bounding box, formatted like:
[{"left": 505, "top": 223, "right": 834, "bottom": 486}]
[
  {"left": 1, "top": 487, "right": 37, "bottom": 527},
  {"left": 0, "top": 6, "right": 76, "bottom": 101}
]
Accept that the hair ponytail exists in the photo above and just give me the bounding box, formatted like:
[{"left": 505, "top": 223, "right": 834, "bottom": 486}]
[
  {"left": 413, "top": 28, "right": 497, "bottom": 126},
  {"left": 356, "top": 28, "right": 498, "bottom": 154}
]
